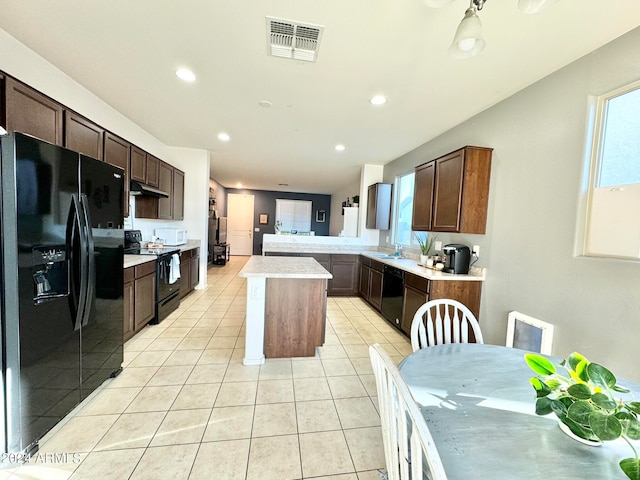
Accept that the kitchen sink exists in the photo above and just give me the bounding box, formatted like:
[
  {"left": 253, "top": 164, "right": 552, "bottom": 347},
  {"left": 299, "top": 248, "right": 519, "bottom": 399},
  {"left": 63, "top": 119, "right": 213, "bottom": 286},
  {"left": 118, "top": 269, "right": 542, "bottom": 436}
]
[{"left": 370, "top": 253, "right": 403, "bottom": 259}]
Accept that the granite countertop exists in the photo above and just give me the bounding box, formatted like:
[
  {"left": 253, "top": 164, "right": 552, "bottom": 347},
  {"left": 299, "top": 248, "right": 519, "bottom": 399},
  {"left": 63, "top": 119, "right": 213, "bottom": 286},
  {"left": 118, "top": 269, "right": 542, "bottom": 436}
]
[
  {"left": 124, "top": 254, "right": 156, "bottom": 269},
  {"left": 179, "top": 240, "right": 201, "bottom": 252},
  {"left": 359, "top": 252, "right": 485, "bottom": 282},
  {"left": 239, "top": 255, "right": 333, "bottom": 279}
]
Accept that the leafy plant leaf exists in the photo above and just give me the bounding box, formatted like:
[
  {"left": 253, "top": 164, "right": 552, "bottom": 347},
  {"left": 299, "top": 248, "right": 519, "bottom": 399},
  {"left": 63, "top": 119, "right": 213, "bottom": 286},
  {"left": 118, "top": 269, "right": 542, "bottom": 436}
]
[
  {"left": 529, "top": 378, "right": 551, "bottom": 398},
  {"left": 588, "top": 363, "right": 617, "bottom": 389},
  {"left": 568, "top": 401, "right": 595, "bottom": 425},
  {"left": 567, "top": 383, "right": 592, "bottom": 400},
  {"left": 574, "top": 359, "right": 589, "bottom": 382},
  {"left": 560, "top": 415, "right": 598, "bottom": 441},
  {"left": 545, "top": 377, "right": 562, "bottom": 390},
  {"left": 567, "top": 352, "right": 588, "bottom": 372},
  {"left": 525, "top": 354, "right": 556, "bottom": 376},
  {"left": 535, "top": 397, "right": 554, "bottom": 416},
  {"left": 619, "top": 458, "right": 640, "bottom": 480},
  {"left": 616, "top": 412, "right": 640, "bottom": 440},
  {"left": 591, "top": 392, "right": 617, "bottom": 410},
  {"left": 589, "top": 411, "right": 622, "bottom": 441},
  {"left": 551, "top": 399, "right": 569, "bottom": 417},
  {"left": 614, "top": 384, "right": 631, "bottom": 394},
  {"left": 626, "top": 402, "right": 640, "bottom": 415}
]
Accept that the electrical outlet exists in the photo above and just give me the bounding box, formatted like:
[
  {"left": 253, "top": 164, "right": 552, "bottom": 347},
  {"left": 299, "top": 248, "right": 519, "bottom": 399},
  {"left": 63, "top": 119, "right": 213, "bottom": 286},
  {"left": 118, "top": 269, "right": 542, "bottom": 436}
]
[
  {"left": 434, "top": 241, "right": 442, "bottom": 251},
  {"left": 473, "top": 245, "right": 480, "bottom": 257},
  {"left": 385, "top": 235, "right": 389, "bottom": 242}
]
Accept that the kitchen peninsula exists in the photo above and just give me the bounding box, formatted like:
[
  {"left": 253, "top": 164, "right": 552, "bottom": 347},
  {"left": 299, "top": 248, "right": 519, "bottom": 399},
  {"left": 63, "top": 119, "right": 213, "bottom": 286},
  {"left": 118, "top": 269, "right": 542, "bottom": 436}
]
[{"left": 238, "top": 256, "right": 332, "bottom": 365}]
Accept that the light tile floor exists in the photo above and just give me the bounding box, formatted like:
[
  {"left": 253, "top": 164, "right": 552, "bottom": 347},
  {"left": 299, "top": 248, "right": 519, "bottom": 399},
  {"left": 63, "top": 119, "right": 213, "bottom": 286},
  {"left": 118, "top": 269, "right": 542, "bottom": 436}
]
[{"left": 3, "top": 257, "right": 412, "bottom": 480}]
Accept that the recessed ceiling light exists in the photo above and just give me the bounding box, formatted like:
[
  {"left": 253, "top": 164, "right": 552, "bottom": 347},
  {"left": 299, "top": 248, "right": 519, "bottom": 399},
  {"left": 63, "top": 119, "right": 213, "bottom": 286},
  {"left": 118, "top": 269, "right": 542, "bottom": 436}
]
[
  {"left": 218, "top": 132, "right": 230, "bottom": 142},
  {"left": 176, "top": 68, "right": 196, "bottom": 82},
  {"left": 236, "top": 182, "right": 243, "bottom": 188},
  {"left": 259, "top": 100, "right": 273, "bottom": 108},
  {"left": 335, "top": 144, "right": 346, "bottom": 152},
  {"left": 369, "top": 95, "right": 387, "bottom": 105}
]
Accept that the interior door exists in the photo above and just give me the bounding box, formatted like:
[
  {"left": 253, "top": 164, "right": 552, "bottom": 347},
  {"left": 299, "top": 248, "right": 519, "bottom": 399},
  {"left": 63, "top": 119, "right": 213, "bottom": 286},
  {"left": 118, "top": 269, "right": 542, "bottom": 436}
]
[{"left": 227, "top": 193, "right": 254, "bottom": 255}]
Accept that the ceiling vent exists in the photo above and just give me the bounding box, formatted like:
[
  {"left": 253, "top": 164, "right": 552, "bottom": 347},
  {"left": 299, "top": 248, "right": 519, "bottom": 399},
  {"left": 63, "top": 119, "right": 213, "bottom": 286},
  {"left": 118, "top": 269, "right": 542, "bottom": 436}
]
[{"left": 266, "top": 17, "right": 324, "bottom": 62}]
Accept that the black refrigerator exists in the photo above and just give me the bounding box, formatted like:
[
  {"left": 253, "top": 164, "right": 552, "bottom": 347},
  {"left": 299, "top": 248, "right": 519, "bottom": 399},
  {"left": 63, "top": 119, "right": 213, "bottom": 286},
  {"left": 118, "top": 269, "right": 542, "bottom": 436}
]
[{"left": 0, "top": 132, "right": 124, "bottom": 454}]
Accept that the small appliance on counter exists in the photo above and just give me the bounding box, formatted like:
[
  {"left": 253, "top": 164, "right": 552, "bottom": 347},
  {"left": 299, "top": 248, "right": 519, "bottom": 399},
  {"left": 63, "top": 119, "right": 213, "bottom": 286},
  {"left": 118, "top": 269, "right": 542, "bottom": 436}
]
[
  {"left": 154, "top": 228, "right": 187, "bottom": 246},
  {"left": 442, "top": 244, "right": 471, "bottom": 274}
]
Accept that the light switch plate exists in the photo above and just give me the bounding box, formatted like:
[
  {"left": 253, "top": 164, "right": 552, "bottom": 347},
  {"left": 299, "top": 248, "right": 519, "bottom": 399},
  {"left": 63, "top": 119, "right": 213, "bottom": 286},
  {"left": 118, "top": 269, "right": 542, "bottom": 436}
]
[{"left": 434, "top": 241, "right": 442, "bottom": 251}]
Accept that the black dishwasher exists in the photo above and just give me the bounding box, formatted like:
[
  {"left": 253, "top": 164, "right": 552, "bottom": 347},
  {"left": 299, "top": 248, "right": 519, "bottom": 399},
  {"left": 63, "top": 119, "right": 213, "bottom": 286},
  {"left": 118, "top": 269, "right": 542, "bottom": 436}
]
[{"left": 381, "top": 265, "right": 405, "bottom": 329}]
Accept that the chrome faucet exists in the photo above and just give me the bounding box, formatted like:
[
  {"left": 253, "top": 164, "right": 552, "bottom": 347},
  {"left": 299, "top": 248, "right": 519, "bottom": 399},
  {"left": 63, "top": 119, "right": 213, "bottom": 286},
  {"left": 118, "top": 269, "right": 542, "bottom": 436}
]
[{"left": 394, "top": 243, "right": 402, "bottom": 257}]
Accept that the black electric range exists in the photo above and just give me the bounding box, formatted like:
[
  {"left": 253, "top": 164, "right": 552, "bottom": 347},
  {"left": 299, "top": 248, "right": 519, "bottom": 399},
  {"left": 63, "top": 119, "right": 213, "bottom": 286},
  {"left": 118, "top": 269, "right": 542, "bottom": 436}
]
[{"left": 125, "top": 230, "right": 181, "bottom": 323}]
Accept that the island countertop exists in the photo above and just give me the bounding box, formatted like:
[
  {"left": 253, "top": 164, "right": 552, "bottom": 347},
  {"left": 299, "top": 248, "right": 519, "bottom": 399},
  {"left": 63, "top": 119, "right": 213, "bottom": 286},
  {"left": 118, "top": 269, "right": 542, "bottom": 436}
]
[{"left": 239, "top": 255, "right": 333, "bottom": 279}]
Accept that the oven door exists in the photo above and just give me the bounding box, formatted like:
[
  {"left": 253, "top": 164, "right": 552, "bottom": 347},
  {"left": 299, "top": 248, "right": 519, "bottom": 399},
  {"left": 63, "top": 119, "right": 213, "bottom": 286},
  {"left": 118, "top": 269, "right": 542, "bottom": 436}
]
[{"left": 157, "top": 254, "right": 181, "bottom": 300}]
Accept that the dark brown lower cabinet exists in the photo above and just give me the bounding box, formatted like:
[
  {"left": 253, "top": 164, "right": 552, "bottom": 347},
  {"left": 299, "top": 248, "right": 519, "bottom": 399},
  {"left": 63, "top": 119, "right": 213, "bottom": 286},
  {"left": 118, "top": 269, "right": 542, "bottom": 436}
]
[
  {"left": 359, "top": 256, "right": 383, "bottom": 310},
  {"left": 124, "top": 261, "right": 156, "bottom": 341},
  {"left": 401, "top": 271, "right": 482, "bottom": 339},
  {"left": 179, "top": 247, "right": 200, "bottom": 298},
  {"left": 264, "top": 278, "right": 327, "bottom": 358},
  {"left": 328, "top": 254, "right": 359, "bottom": 295}
]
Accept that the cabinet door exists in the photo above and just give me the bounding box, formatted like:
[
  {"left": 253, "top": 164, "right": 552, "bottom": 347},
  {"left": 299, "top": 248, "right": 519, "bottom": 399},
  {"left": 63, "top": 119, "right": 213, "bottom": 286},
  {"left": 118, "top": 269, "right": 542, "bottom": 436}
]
[
  {"left": 146, "top": 154, "right": 160, "bottom": 187},
  {"left": 104, "top": 132, "right": 131, "bottom": 218},
  {"left": 64, "top": 111, "right": 104, "bottom": 160},
  {"left": 359, "top": 264, "right": 370, "bottom": 299},
  {"left": 432, "top": 151, "right": 465, "bottom": 232},
  {"left": 134, "top": 273, "right": 156, "bottom": 329},
  {"left": 5, "top": 77, "right": 63, "bottom": 145},
  {"left": 429, "top": 279, "right": 482, "bottom": 321},
  {"left": 369, "top": 268, "right": 383, "bottom": 310},
  {"left": 366, "top": 183, "right": 392, "bottom": 230},
  {"left": 130, "top": 145, "right": 146, "bottom": 182},
  {"left": 173, "top": 169, "right": 185, "bottom": 220},
  {"left": 124, "top": 280, "right": 135, "bottom": 341},
  {"left": 190, "top": 255, "right": 199, "bottom": 290},
  {"left": 401, "top": 285, "right": 428, "bottom": 336},
  {"left": 179, "top": 251, "right": 191, "bottom": 298},
  {"left": 157, "top": 161, "right": 173, "bottom": 219},
  {"left": 329, "top": 255, "right": 358, "bottom": 295},
  {"left": 412, "top": 161, "right": 435, "bottom": 231}
]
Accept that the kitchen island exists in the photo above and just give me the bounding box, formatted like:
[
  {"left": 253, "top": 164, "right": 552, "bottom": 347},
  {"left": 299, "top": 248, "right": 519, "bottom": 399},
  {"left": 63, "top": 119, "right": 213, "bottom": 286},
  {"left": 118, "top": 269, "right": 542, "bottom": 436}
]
[{"left": 238, "top": 256, "right": 332, "bottom": 365}]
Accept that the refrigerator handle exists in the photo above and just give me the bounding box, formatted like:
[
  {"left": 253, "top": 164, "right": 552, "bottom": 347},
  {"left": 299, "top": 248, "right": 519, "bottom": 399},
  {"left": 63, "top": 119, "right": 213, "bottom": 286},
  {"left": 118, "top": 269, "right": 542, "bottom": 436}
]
[
  {"left": 79, "top": 194, "right": 95, "bottom": 327},
  {"left": 69, "top": 194, "right": 89, "bottom": 331}
]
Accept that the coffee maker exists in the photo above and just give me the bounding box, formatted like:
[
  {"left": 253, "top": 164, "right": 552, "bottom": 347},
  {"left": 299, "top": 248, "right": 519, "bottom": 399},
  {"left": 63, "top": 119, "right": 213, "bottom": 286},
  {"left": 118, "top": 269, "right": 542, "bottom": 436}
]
[{"left": 442, "top": 244, "right": 471, "bottom": 274}]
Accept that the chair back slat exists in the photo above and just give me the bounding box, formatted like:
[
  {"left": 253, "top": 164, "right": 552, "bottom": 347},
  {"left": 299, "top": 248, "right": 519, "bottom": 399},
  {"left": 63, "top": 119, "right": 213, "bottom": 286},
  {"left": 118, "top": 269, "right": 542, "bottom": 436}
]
[
  {"left": 369, "top": 344, "right": 448, "bottom": 480},
  {"left": 410, "top": 299, "right": 483, "bottom": 352}
]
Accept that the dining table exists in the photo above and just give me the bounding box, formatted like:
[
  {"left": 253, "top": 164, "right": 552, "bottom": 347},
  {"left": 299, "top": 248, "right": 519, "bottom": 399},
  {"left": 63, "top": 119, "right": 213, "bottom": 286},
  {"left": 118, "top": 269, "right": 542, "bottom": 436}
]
[{"left": 398, "top": 343, "right": 640, "bottom": 479}]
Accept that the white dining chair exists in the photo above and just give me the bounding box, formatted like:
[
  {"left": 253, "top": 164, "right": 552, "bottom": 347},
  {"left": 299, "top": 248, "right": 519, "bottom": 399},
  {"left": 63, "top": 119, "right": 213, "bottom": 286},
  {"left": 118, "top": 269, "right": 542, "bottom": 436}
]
[
  {"left": 369, "top": 344, "right": 448, "bottom": 480},
  {"left": 410, "top": 299, "right": 484, "bottom": 352},
  {"left": 506, "top": 310, "right": 554, "bottom": 355}
]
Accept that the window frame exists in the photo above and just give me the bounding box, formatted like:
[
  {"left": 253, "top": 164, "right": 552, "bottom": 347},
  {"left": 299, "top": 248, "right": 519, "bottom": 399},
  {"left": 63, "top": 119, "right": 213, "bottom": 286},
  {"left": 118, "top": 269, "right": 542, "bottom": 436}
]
[
  {"left": 580, "top": 79, "right": 640, "bottom": 260},
  {"left": 392, "top": 170, "right": 420, "bottom": 249}
]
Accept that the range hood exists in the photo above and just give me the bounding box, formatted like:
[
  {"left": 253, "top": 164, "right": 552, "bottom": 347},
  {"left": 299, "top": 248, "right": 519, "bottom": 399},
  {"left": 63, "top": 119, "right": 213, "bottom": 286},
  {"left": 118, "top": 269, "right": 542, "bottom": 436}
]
[{"left": 129, "top": 180, "right": 169, "bottom": 198}]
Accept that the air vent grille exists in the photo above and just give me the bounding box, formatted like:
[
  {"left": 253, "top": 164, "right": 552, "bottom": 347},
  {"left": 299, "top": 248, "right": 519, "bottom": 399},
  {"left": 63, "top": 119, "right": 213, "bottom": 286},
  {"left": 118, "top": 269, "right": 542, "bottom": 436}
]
[{"left": 266, "top": 17, "right": 324, "bottom": 62}]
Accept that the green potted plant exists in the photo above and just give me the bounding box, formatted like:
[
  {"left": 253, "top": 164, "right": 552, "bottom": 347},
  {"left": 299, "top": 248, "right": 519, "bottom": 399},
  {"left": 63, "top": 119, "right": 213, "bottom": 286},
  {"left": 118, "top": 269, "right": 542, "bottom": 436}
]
[
  {"left": 525, "top": 352, "right": 640, "bottom": 480},
  {"left": 414, "top": 233, "right": 437, "bottom": 265},
  {"left": 352, "top": 195, "right": 360, "bottom": 207}
]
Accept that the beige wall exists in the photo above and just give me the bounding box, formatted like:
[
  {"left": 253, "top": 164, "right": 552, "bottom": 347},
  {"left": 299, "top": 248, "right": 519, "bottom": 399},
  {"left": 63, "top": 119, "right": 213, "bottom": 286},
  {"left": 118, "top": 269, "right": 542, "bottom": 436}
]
[{"left": 383, "top": 27, "right": 640, "bottom": 380}]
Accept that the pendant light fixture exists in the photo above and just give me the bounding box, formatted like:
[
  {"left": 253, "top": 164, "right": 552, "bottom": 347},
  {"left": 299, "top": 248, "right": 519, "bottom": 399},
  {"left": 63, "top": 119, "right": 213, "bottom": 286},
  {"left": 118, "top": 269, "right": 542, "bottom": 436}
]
[
  {"left": 448, "top": 0, "right": 486, "bottom": 59},
  {"left": 424, "top": 0, "right": 560, "bottom": 59}
]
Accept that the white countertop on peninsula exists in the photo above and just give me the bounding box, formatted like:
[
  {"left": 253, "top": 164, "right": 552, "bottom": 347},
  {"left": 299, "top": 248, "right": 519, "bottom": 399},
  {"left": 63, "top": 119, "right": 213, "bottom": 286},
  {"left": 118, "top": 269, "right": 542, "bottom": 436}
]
[
  {"left": 124, "top": 255, "right": 156, "bottom": 269},
  {"left": 239, "top": 255, "right": 332, "bottom": 279}
]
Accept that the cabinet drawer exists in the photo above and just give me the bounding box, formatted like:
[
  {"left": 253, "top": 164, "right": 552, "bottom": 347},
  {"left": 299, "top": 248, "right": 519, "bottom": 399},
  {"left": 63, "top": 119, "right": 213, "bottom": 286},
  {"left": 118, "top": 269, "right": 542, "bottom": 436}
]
[
  {"left": 370, "top": 259, "right": 384, "bottom": 272},
  {"left": 360, "top": 256, "right": 372, "bottom": 268},
  {"left": 124, "top": 266, "right": 135, "bottom": 284},
  {"left": 405, "top": 272, "right": 429, "bottom": 293},
  {"left": 135, "top": 261, "right": 156, "bottom": 278},
  {"left": 180, "top": 249, "right": 192, "bottom": 261}
]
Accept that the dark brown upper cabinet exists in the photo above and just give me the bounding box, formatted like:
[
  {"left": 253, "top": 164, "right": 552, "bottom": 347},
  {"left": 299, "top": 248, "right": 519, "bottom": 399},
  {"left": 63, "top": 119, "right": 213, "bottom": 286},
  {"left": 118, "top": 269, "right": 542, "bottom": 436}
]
[
  {"left": 130, "top": 145, "right": 147, "bottom": 183},
  {"left": 157, "top": 161, "right": 173, "bottom": 220},
  {"left": 103, "top": 132, "right": 131, "bottom": 217},
  {"left": 412, "top": 146, "right": 492, "bottom": 234},
  {"left": 64, "top": 111, "right": 104, "bottom": 160},
  {"left": 5, "top": 77, "right": 63, "bottom": 145},
  {"left": 366, "top": 183, "right": 392, "bottom": 230}
]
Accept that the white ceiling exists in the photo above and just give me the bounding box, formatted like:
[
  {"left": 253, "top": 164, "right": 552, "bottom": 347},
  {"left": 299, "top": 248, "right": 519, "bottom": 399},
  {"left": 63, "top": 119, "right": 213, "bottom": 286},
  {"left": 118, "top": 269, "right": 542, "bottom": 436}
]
[{"left": 1, "top": 1, "right": 639, "bottom": 194}]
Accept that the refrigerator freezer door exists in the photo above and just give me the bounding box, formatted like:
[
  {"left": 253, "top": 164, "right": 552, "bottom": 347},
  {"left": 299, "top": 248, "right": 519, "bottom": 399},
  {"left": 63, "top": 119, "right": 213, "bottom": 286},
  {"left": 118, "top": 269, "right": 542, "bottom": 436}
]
[
  {"left": 79, "top": 155, "right": 124, "bottom": 400},
  {"left": 1, "top": 133, "right": 81, "bottom": 453}
]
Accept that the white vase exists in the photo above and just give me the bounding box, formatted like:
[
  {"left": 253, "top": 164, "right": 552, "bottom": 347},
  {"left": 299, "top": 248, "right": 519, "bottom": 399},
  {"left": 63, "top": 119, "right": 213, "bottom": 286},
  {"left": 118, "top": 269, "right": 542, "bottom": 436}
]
[{"left": 420, "top": 254, "right": 429, "bottom": 265}]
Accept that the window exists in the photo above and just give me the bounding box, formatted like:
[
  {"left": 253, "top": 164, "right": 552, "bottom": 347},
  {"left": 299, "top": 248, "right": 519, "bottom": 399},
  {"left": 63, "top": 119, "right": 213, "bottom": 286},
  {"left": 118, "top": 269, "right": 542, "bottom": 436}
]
[
  {"left": 393, "top": 171, "right": 415, "bottom": 246},
  {"left": 275, "top": 199, "right": 312, "bottom": 232},
  {"left": 583, "top": 81, "right": 640, "bottom": 259}
]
